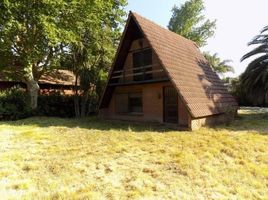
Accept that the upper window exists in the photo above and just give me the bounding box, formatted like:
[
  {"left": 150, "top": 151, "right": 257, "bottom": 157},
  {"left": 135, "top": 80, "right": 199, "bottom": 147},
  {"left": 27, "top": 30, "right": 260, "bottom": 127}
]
[{"left": 133, "top": 49, "right": 152, "bottom": 81}]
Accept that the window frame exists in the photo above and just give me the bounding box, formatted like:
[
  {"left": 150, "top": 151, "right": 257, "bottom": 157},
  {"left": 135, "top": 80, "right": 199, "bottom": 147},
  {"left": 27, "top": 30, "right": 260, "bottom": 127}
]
[
  {"left": 132, "top": 48, "right": 153, "bottom": 81},
  {"left": 128, "top": 92, "right": 143, "bottom": 114},
  {"left": 115, "top": 92, "right": 143, "bottom": 115}
]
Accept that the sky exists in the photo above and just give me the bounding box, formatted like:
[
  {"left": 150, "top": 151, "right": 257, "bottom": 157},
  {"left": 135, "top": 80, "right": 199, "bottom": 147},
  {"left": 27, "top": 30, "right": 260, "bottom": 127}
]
[{"left": 125, "top": 0, "right": 268, "bottom": 77}]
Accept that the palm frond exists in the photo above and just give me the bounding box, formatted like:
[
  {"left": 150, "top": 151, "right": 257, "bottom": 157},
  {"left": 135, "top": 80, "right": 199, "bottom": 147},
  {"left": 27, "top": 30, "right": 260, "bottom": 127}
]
[
  {"left": 261, "top": 25, "right": 268, "bottom": 33},
  {"left": 240, "top": 53, "right": 268, "bottom": 106},
  {"left": 220, "top": 59, "right": 232, "bottom": 64},
  {"left": 204, "top": 52, "right": 234, "bottom": 74},
  {"left": 245, "top": 54, "right": 268, "bottom": 71},
  {"left": 248, "top": 34, "right": 268, "bottom": 45},
  {"left": 241, "top": 44, "right": 268, "bottom": 61}
]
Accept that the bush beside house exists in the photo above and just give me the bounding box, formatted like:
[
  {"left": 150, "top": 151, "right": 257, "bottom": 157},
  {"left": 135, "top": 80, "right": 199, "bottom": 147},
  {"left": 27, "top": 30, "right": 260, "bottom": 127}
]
[
  {"left": 0, "top": 87, "right": 32, "bottom": 120},
  {"left": 0, "top": 87, "right": 98, "bottom": 120},
  {"left": 37, "top": 93, "right": 75, "bottom": 118}
]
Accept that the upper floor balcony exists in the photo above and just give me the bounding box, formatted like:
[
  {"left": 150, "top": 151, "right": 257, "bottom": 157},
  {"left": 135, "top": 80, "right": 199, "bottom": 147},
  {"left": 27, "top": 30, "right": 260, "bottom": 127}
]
[{"left": 108, "top": 64, "right": 169, "bottom": 86}]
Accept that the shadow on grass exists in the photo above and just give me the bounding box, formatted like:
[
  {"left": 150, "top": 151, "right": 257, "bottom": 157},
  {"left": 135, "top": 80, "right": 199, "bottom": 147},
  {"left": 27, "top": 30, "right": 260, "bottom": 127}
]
[
  {"left": 0, "top": 115, "right": 177, "bottom": 133},
  {"left": 215, "top": 112, "right": 268, "bottom": 135},
  {"left": 1, "top": 109, "right": 267, "bottom": 134}
]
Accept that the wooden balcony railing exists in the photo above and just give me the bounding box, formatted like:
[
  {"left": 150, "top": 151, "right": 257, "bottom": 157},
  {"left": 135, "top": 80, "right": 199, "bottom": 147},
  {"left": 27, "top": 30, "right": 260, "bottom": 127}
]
[{"left": 109, "top": 64, "right": 169, "bottom": 86}]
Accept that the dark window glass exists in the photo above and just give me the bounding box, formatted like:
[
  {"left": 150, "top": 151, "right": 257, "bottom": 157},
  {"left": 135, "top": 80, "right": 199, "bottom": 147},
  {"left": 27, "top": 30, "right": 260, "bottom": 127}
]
[
  {"left": 116, "top": 93, "right": 143, "bottom": 114},
  {"left": 164, "top": 87, "right": 178, "bottom": 123},
  {"left": 133, "top": 49, "right": 152, "bottom": 81},
  {"left": 128, "top": 93, "right": 143, "bottom": 113}
]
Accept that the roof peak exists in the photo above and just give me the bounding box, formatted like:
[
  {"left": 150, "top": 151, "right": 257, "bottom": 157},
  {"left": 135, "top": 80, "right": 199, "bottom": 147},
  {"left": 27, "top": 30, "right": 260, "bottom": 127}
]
[
  {"left": 129, "top": 11, "right": 196, "bottom": 46},
  {"left": 99, "top": 10, "right": 238, "bottom": 117}
]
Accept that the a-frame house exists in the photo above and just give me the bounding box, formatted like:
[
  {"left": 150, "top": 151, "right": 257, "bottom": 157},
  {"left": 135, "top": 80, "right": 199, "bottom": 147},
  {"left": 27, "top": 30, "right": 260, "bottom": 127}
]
[{"left": 99, "top": 12, "right": 238, "bottom": 130}]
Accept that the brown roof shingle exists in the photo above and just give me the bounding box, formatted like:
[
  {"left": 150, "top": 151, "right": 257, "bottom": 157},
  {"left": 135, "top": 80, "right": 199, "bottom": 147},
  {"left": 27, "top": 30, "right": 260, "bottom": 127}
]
[
  {"left": 131, "top": 12, "right": 238, "bottom": 118},
  {"left": 39, "top": 70, "right": 76, "bottom": 86},
  {"left": 0, "top": 70, "right": 76, "bottom": 86}
]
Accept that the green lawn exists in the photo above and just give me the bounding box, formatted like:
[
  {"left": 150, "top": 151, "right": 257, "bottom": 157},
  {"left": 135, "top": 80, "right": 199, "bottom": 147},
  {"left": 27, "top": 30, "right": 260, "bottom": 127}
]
[{"left": 0, "top": 108, "right": 267, "bottom": 200}]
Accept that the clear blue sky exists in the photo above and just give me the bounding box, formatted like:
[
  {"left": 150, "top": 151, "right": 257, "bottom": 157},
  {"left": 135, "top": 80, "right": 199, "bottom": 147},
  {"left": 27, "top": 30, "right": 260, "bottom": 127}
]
[{"left": 125, "top": 0, "right": 268, "bottom": 77}]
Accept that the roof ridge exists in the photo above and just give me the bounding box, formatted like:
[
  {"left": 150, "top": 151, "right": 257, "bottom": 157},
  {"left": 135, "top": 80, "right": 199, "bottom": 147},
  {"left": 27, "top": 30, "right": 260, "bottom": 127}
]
[{"left": 130, "top": 11, "right": 196, "bottom": 46}]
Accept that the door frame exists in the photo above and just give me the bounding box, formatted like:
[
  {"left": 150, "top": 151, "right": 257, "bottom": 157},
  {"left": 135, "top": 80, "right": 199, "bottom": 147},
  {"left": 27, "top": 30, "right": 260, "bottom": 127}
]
[{"left": 163, "top": 86, "right": 179, "bottom": 124}]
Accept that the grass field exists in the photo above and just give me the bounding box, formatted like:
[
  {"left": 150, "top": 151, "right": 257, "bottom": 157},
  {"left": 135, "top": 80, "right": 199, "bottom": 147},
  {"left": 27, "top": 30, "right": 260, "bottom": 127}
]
[{"left": 0, "top": 108, "right": 267, "bottom": 200}]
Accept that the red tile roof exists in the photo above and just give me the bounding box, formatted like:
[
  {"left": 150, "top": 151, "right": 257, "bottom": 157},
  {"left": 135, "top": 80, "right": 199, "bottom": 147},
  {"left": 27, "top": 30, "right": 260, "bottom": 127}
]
[
  {"left": 0, "top": 70, "right": 76, "bottom": 86},
  {"left": 100, "top": 12, "right": 238, "bottom": 118},
  {"left": 39, "top": 70, "right": 76, "bottom": 86}
]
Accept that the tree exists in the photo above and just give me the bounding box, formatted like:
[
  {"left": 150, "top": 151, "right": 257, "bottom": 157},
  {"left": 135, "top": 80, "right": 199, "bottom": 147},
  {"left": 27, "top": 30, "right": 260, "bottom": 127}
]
[
  {"left": 0, "top": 0, "right": 126, "bottom": 110},
  {"left": 0, "top": 1, "right": 77, "bottom": 109},
  {"left": 61, "top": 1, "right": 126, "bottom": 117},
  {"left": 223, "top": 77, "right": 251, "bottom": 106},
  {"left": 241, "top": 26, "right": 268, "bottom": 106},
  {"left": 204, "top": 52, "right": 234, "bottom": 77},
  {"left": 168, "top": 0, "right": 216, "bottom": 47}
]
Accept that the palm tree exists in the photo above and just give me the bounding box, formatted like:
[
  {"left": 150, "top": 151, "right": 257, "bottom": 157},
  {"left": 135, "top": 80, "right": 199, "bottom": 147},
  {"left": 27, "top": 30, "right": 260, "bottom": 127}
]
[
  {"left": 241, "top": 26, "right": 268, "bottom": 106},
  {"left": 204, "top": 52, "right": 234, "bottom": 77}
]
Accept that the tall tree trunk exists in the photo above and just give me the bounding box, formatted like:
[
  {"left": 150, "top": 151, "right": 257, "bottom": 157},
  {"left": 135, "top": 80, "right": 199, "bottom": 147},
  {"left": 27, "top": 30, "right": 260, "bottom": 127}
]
[
  {"left": 87, "top": 89, "right": 94, "bottom": 116},
  {"left": 80, "top": 90, "right": 89, "bottom": 118},
  {"left": 74, "top": 95, "right": 80, "bottom": 117},
  {"left": 24, "top": 72, "right": 40, "bottom": 110},
  {"left": 74, "top": 75, "right": 80, "bottom": 117}
]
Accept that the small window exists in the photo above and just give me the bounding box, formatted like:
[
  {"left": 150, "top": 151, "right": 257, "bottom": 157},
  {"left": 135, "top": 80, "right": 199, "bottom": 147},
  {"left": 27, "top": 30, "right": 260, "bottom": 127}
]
[
  {"left": 116, "top": 92, "right": 143, "bottom": 114},
  {"left": 133, "top": 49, "right": 152, "bottom": 81},
  {"left": 129, "top": 93, "right": 142, "bottom": 113}
]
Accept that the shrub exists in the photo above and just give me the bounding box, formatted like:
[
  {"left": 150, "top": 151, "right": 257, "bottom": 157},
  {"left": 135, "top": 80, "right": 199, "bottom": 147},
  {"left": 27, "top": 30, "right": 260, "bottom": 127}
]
[
  {"left": 37, "top": 92, "right": 75, "bottom": 118},
  {"left": 224, "top": 77, "right": 253, "bottom": 107},
  {"left": 0, "top": 87, "right": 32, "bottom": 120},
  {"left": 38, "top": 92, "right": 98, "bottom": 118},
  {"left": 0, "top": 88, "right": 98, "bottom": 120}
]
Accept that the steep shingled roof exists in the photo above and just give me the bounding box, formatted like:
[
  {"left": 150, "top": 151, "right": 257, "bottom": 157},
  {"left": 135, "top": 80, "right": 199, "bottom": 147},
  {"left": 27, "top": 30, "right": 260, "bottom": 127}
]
[
  {"left": 100, "top": 12, "right": 238, "bottom": 118},
  {"left": 38, "top": 70, "right": 76, "bottom": 86}
]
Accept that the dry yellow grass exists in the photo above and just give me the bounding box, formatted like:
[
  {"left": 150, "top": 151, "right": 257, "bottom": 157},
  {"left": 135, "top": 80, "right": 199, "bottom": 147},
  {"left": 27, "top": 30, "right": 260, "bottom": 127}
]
[{"left": 0, "top": 108, "right": 267, "bottom": 199}]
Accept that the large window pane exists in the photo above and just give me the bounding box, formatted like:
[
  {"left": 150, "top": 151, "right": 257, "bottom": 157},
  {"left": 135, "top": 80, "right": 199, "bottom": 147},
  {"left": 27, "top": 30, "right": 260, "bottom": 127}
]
[{"left": 133, "top": 49, "right": 152, "bottom": 81}]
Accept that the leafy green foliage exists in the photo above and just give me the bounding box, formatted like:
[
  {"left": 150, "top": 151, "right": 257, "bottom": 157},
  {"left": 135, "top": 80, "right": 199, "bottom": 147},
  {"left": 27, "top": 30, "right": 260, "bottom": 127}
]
[
  {"left": 241, "top": 26, "right": 268, "bottom": 106},
  {"left": 61, "top": 0, "right": 127, "bottom": 117},
  {"left": 0, "top": 87, "right": 99, "bottom": 120},
  {"left": 0, "top": 0, "right": 83, "bottom": 108},
  {"left": 223, "top": 77, "right": 252, "bottom": 106},
  {"left": 37, "top": 93, "right": 99, "bottom": 118},
  {"left": 0, "top": 0, "right": 127, "bottom": 109},
  {"left": 0, "top": 87, "right": 31, "bottom": 120},
  {"left": 204, "top": 52, "right": 234, "bottom": 76},
  {"left": 168, "top": 0, "right": 216, "bottom": 47},
  {"left": 0, "top": 0, "right": 75, "bottom": 76},
  {"left": 37, "top": 93, "right": 75, "bottom": 118}
]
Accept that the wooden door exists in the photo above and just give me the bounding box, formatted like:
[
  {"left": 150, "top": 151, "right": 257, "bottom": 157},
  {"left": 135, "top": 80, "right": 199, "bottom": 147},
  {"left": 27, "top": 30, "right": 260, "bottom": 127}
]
[{"left": 163, "top": 86, "right": 178, "bottom": 123}]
